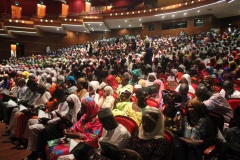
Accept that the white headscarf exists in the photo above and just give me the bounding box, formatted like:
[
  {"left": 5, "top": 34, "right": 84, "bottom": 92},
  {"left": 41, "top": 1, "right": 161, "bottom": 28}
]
[
  {"left": 104, "top": 86, "right": 114, "bottom": 96},
  {"left": 66, "top": 94, "right": 81, "bottom": 123},
  {"left": 146, "top": 72, "right": 157, "bottom": 87},
  {"left": 89, "top": 81, "right": 100, "bottom": 94},
  {"left": 139, "top": 107, "right": 164, "bottom": 140}
]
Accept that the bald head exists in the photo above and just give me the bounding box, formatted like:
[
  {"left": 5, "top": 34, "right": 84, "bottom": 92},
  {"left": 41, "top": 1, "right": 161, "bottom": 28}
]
[
  {"left": 179, "top": 83, "right": 189, "bottom": 96},
  {"left": 195, "top": 83, "right": 212, "bottom": 101}
]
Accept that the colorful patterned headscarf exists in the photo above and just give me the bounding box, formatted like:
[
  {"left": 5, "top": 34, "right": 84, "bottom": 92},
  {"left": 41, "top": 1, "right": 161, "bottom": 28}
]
[{"left": 71, "top": 97, "right": 102, "bottom": 142}]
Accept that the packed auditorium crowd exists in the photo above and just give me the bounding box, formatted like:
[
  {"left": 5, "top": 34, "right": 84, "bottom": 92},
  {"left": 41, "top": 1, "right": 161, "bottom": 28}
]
[{"left": 0, "top": 28, "right": 240, "bottom": 160}]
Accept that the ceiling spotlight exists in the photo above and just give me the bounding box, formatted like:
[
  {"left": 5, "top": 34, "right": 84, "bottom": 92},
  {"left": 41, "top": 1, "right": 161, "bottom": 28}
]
[
  {"left": 84, "top": 31, "right": 86, "bottom": 32},
  {"left": 197, "top": 10, "right": 200, "bottom": 12},
  {"left": 139, "top": 19, "right": 141, "bottom": 21},
  {"left": 155, "top": 8, "right": 157, "bottom": 11},
  {"left": 105, "top": 30, "right": 107, "bottom": 31},
  {"left": 121, "top": 13, "right": 123, "bottom": 15},
  {"left": 16, "top": 20, "right": 18, "bottom": 23},
  {"left": 69, "top": 19, "right": 72, "bottom": 21},
  {"left": 192, "top": 1, "right": 194, "bottom": 3},
  {"left": 9, "top": 19, "right": 12, "bottom": 22},
  {"left": 149, "top": 9, "right": 152, "bottom": 12},
  {"left": 132, "top": 12, "right": 134, "bottom": 14},
  {"left": 50, "top": 20, "right": 53, "bottom": 22},
  {"left": 110, "top": 14, "right": 112, "bottom": 16},
  {"left": 127, "top": 12, "right": 129, "bottom": 14},
  {"left": 162, "top": 16, "right": 165, "bottom": 18},
  {"left": 57, "top": 28, "right": 59, "bottom": 30},
  {"left": 144, "top": 10, "right": 146, "bottom": 12},
  {"left": 64, "top": 19, "right": 67, "bottom": 21},
  {"left": 45, "top": 20, "right": 48, "bottom": 22},
  {"left": 88, "top": 24, "right": 90, "bottom": 25},
  {"left": 100, "top": 23, "right": 102, "bottom": 26},
  {"left": 179, "top": 4, "right": 181, "bottom": 6},
  {"left": 138, "top": 11, "right": 140, "bottom": 13},
  {"left": 22, "top": 21, "right": 24, "bottom": 23},
  {"left": 125, "top": 20, "right": 127, "bottom": 22},
  {"left": 172, "top": 15, "right": 175, "bottom": 17},
  {"left": 129, "top": 25, "right": 131, "bottom": 27},
  {"left": 185, "top": 2, "right": 188, "bottom": 5},
  {"left": 74, "top": 19, "right": 76, "bottom": 21},
  {"left": 161, "top": 7, "right": 163, "bottom": 10},
  {"left": 184, "top": 13, "right": 187, "bottom": 15},
  {"left": 115, "top": 13, "right": 118, "bottom": 15}
]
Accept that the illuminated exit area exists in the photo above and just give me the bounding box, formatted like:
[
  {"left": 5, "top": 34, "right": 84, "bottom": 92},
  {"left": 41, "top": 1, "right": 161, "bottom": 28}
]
[{"left": 10, "top": 43, "right": 24, "bottom": 58}]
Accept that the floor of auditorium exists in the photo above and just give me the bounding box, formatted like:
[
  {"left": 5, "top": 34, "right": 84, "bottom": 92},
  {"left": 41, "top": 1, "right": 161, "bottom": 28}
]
[{"left": 0, "top": 122, "right": 30, "bottom": 160}]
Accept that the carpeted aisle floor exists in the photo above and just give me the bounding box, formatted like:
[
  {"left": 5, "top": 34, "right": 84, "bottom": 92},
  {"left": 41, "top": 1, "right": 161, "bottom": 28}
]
[{"left": 0, "top": 122, "right": 31, "bottom": 160}]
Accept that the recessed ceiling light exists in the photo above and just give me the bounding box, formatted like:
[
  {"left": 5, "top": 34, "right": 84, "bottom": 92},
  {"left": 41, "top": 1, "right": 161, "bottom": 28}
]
[
  {"left": 197, "top": 10, "right": 200, "bottom": 12},
  {"left": 132, "top": 12, "right": 134, "bottom": 14},
  {"left": 110, "top": 14, "right": 112, "bottom": 16},
  {"left": 45, "top": 20, "right": 48, "bottom": 22},
  {"left": 74, "top": 19, "right": 76, "bottom": 21},
  {"left": 118, "top": 25, "right": 121, "bottom": 27},
  {"left": 92, "top": 30, "right": 94, "bottom": 31},
  {"left": 139, "top": 19, "right": 141, "bottom": 21},
  {"left": 199, "top": 0, "right": 201, "bottom": 1},
  {"left": 173, "top": 5, "right": 175, "bottom": 8},
  {"left": 167, "top": 6, "right": 169, "bottom": 9},
  {"left": 115, "top": 13, "right": 118, "bottom": 15},
  {"left": 121, "top": 13, "right": 123, "bottom": 15},
  {"left": 9, "top": 19, "right": 12, "bottom": 22},
  {"left": 88, "top": 24, "right": 90, "bottom": 25},
  {"left": 57, "top": 28, "right": 59, "bottom": 30},
  {"left": 50, "top": 20, "right": 53, "bottom": 22},
  {"left": 84, "top": 31, "right": 86, "bottom": 32},
  {"left": 64, "top": 19, "right": 67, "bottom": 21},
  {"left": 179, "top": 4, "right": 181, "bottom": 6},
  {"left": 144, "top": 10, "right": 146, "bottom": 12},
  {"left": 100, "top": 24, "right": 102, "bottom": 26},
  {"left": 172, "top": 15, "right": 175, "bottom": 17},
  {"left": 129, "top": 25, "right": 131, "bottom": 27},
  {"left": 185, "top": 2, "right": 187, "bottom": 5},
  {"left": 161, "top": 7, "right": 163, "bottom": 10},
  {"left": 16, "top": 20, "right": 18, "bottom": 23},
  {"left": 149, "top": 9, "right": 152, "bottom": 12},
  {"left": 140, "top": 24, "right": 142, "bottom": 26},
  {"left": 105, "top": 30, "right": 107, "bottom": 31},
  {"left": 162, "top": 16, "right": 165, "bottom": 18},
  {"left": 69, "top": 19, "right": 72, "bottom": 21},
  {"left": 155, "top": 8, "right": 157, "bottom": 11},
  {"left": 192, "top": 1, "right": 194, "bottom": 3},
  {"left": 91, "top": 28, "right": 93, "bottom": 29},
  {"left": 184, "top": 13, "right": 187, "bottom": 15},
  {"left": 125, "top": 20, "right": 127, "bottom": 22},
  {"left": 127, "top": 12, "right": 129, "bottom": 15},
  {"left": 22, "top": 21, "right": 24, "bottom": 23}
]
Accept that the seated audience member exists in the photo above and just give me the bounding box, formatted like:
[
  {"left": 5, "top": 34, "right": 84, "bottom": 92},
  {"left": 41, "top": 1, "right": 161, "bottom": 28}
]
[
  {"left": 145, "top": 72, "right": 157, "bottom": 87},
  {"left": 176, "top": 98, "right": 216, "bottom": 160},
  {"left": 202, "top": 74, "right": 218, "bottom": 93},
  {"left": 220, "top": 80, "right": 240, "bottom": 99},
  {"left": 74, "top": 78, "right": 89, "bottom": 101},
  {"left": 178, "top": 83, "right": 192, "bottom": 106},
  {"left": 153, "top": 79, "right": 165, "bottom": 104},
  {"left": 129, "top": 69, "right": 142, "bottom": 85},
  {"left": 65, "top": 76, "right": 77, "bottom": 94},
  {"left": 98, "top": 86, "right": 115, "bottom": 110},
  {"left": 113, "top": 90, "right": 142, "bottom": 125},
  {"left": 24, "top": 89, "right": 70, "bottom": 159},
  {"left": 167, "top": 69, "right": 178, "bottom": 82},
  {"left": 116, "top": 72, "right": 133, "bottom": 96},
  {"left": 195, "top": 83, "right": 233, "bottom": 123},
  {"left": 121, "top": 107, "right": 167, "bottom": 160},
  {"left": 88, "top": 81, "right": 100, "bottom": 104},
  {"left": 162, "top": 90, "right": 183, "bottom": 135},
  {"left": 217, "top": 106, "right": 240, "bottom": 159},
  {"left": 34, "top": 97, "right": 102, "bottom": 160},
  {"left": 58, "top": 108, "right": 131, "bottom": 160},
  {"left": 175, "top": 74, "right": 195, "bottom": 94}
]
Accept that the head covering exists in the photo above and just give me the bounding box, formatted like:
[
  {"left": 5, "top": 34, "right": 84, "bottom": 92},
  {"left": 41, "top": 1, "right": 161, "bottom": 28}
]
[
  {"left": 67, "top": 76, "right": 77, "bottom": 85},
  {"left": 146, "top": 72, "right": 157, "bottom": 87},
  {"left": 99, "top": 82, "right": 107, "bottom": 89},
  {"left": 106, "top": 75, "right": 119, "bottom": 90},
  {"left": 98, "top": 107, "right": 113, "bottom": 119},
  {"left": 171, "top": 69, "right": 178, "bottom": 77},
  {"left": 132, "top": 69, "right": 142, "bottom": 77},
  {"left": 154, "top": 79, "right": 164, "bottom": 103},
  {"left": 139, "top": 107, "right": 164, "bottom": 140},
  {"left": 186, "top": 98, "right": 206, "bottom": 117},
  {"left": 104, "top": 86, "right": 114, "bottom": 95},
  {"left": 22, "top": 71, "right": 29, "bottom": 78},
  {"left": 181, "top": 74, "right": 191, "bottom": 85},
  {"left": 70, "top": 97, "right": 102, "bottom": 142},
  {"left": 138, "top": 79, "right": 146, "bottom": 87},
  {"left": 67, "top": 94, "right": 81, "bottom": 123},
  {"left": 89, "top": 81, "right": 100, "bottom": 94},
  {"left": 162, "top": 89, "right": 182, "bottom": 103}
]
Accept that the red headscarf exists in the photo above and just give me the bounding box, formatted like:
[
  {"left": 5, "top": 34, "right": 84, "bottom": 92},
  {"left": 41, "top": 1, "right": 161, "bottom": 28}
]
[
  {"left": 106, "top": 75, "right": 119, "bottom": 90},
  {"left": 71, "top": 97, "right": 102, "bottom": 142}
]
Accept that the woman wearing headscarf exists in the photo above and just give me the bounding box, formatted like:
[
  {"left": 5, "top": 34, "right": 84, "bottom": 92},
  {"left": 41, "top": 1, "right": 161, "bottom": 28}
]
[
  {"left": 167, "top": 69, "right": 178, "bottom": 82},
  {"left": 175, "top": 74, "right": 195, "bottom": 94},
  {"left": 35, "top": 97, "right": 102, "bottom": 160},
  {"left": 105, "top": 74, "right": 119, "bottom": 91},
  {"left": 229, "top": 61, "right": 239, "bottom": 77},
  {"left": 98, "top": 86, "right": 115, "bottom": 110},
  {"left": 121, "top": 107, "right": 166, "bottom": 160},
  {"left": 74, "top": 78, "right": 89, "bottom": 101},
  {"left": 66, "top": 94, "right": 81, "bottom": 123},
  {"left": 116, "top": 72, "right": 133, "bottom": 95},
  {"left": 154, "top": 79, "right": 165, "bottom": 104},
  {"left": 112, "top": 90, "right": 142, "bottom": 125},
  {"left": 65, "top": 76, "right": 77, "bottom": 94},
  {"left": 176, "top": 98, "right": 216, "bottom": 160},
  {"left": 145, "top": 72, "right": 157, "bottom": 87},
  {"left": 88, "top": 81, "right": 100, "bottom": 104}
]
